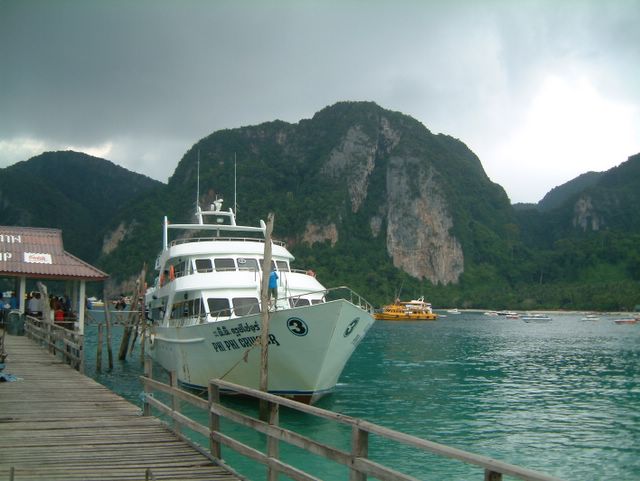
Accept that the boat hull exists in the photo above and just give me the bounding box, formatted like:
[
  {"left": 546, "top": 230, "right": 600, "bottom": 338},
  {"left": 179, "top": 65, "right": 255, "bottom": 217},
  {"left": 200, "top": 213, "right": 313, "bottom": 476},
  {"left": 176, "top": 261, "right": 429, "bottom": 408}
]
[{"left": 147, "top": 300, "right": 374, "bottom": 403}]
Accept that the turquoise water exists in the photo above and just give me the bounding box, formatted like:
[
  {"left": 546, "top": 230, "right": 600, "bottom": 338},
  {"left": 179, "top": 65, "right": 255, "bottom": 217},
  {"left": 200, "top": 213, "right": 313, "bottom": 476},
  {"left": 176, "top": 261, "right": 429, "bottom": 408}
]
[{"left": 83, "top": 312, "right": 640, "bottom": 481}]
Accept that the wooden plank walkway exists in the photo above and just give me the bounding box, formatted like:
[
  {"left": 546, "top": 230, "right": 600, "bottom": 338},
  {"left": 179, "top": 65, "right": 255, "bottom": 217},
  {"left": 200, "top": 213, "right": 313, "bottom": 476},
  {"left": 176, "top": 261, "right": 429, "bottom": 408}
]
[{"left": 0, "top": 334, "right": 243, "bottom": 481}]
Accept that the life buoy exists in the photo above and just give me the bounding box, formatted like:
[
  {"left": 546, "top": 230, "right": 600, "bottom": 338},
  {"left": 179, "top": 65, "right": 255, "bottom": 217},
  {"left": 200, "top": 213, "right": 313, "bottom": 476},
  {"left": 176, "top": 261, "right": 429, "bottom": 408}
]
[{"left": 169, "top": 265, "right": 175, "bottom": 281}]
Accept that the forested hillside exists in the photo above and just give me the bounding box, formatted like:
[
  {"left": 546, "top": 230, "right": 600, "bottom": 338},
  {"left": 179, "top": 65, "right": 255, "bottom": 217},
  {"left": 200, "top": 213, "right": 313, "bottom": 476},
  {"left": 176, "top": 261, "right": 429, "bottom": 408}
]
[
  {"left": 2, "top": 104, "right": 639, "bottom": 311},
  {"left": 0, "top": 151, "right": 162, "bottom": 262}
]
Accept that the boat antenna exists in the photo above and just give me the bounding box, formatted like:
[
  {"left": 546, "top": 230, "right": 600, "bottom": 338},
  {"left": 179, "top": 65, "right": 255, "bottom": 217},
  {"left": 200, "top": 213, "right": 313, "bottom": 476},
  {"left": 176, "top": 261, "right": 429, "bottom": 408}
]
[
  {"left": 196, "top": 150, "right": 200, "bottom": 211},
  {"left": 234, "top": 152, "right": 237, "bottom": 217}
]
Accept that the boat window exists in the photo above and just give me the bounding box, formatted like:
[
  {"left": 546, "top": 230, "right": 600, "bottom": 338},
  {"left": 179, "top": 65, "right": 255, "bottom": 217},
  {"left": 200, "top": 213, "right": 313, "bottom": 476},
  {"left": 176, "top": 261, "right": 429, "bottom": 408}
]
[
  {"left": 290, "top": 297, "right": 310, "bottom": 307},
  {"left": 276, "top": 260, "right": 289, "bottom": 272},
  {"left": 232, "top": 297, "right": 261, "bottom": 316},
  {"left": 260, "top": 259, "right": 277, "bottom": 271},
  {"left": 214, "top": 258, "right": 236, "bottom": 271},
  {"left": 174, "top": 259, "right": 188, "bottom": 278},
  {"left": 237, "top": 258, "right": 259, "bottom": 271},
  {"left": 207, "top": 298, "right": 231, "bottom": 317},
  {"left": 170, "top": 301, "right": 186, "bottom": 319},
  {"left": 184, "top": 298, "right": 205, "bottom": 317},
  {"left": 311, "top": 299, "right": 323, "bottom": 305},
  {"left": 195, "top": 259, "right": 213, "bottom": 273}
]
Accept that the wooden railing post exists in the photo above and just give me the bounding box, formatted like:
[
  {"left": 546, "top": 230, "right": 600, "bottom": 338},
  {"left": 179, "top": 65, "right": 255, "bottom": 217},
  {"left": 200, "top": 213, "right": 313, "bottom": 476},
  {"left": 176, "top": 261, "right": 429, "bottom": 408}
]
[
  {"left": 143, "top": 357, "right": 152, "bottom": 417},
  {"left": 350, "top": 424, "right": 368, "bottom": 481},
  {"left": 96, "top": 323, "right": 103, "bottom": 373},
  {"left": 77, "top": 333, "right": 84, "bottom": 374},
  {"left": 485, "top": 470, "right": 502, "bottom": 481},
  {"left": 208, "top": 380, "right": 221, "bottom": 459},
  {"left": 266, "top": 400, "right": 280, "bottom": 481},
  {"left": 170, "top": 371, "right": 181, "bottom": 434}
]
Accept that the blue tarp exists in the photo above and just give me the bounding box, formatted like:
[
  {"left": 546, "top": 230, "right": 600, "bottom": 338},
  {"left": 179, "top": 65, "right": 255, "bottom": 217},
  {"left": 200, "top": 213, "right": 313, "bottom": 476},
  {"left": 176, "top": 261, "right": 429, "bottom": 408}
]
[{"left": 0, "top": 372, "right": 21, "bottom": 382}]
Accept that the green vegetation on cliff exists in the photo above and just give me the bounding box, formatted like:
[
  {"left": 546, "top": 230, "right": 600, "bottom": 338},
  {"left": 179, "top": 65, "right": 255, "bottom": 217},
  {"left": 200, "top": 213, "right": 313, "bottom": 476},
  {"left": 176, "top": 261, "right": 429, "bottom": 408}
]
[{"left": 2, "top": 106, "right": 639, "bottom": 311}]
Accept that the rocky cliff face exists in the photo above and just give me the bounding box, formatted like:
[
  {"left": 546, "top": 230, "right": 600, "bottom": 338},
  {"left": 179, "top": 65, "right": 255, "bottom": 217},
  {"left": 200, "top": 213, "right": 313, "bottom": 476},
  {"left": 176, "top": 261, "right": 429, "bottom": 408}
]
[
  {"left": 572, "top": 195, "right": 602, "bottom": 231},
  {"left": 384, "top": 158, "right": 464, "bottom": 284},
  {"left": 313, "top": 110, "right": 465, "bottom": 285}
]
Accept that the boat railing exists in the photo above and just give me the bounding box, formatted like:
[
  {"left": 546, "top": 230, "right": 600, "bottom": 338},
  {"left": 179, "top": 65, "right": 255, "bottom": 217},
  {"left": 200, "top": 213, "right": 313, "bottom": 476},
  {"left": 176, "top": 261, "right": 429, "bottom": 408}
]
[
  {"left": 204, "top": 286, "right": 374, "bottom": 322},
  {"left": 169, "top": 236, "right": 286, "bottom": 248},
  {"left": 140, "top": 367, "right": 566, "bottom": 481},
  {"left": 296, "top": 285, "right": 374, "bottom": 313}
]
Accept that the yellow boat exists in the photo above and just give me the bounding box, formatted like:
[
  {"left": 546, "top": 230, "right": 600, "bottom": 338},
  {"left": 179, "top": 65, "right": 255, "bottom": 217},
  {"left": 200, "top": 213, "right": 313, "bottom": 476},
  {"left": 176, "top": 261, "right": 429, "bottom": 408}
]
[{"left": 374, "top": 297, "right": 438, "bottom": 321}]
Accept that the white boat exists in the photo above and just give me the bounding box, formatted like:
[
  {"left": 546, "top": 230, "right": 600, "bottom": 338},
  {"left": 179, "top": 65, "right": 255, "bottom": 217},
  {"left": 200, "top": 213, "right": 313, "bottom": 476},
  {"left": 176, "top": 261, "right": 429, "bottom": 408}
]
[
  {"left": 446, "top": 308, "right": 461, "bottom": 315},
  {"left": 580, "top": 313, "right": 600, "bottom": 321},
  {"left": 521, "top": 313, "right": 552, "bottom": 323},
  {"left": 144, "top": 198, "right": 375, "bottom": 404}
]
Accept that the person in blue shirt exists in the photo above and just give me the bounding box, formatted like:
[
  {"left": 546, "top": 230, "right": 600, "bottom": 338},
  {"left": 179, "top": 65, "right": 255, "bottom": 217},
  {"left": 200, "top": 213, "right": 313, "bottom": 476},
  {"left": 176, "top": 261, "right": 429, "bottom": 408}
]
[{"left": 268, "top": 269, "right": 279, "bottom": 301}]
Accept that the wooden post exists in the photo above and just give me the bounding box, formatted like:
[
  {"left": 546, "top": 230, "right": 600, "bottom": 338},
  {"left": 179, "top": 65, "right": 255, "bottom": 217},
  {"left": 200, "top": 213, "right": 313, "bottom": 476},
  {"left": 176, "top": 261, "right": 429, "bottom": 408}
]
[
  {"left": 350, "top": 425, "right": 368, "bottom": 481},
  {"left": 170, "top": 370, "right": 181, "bottom": 435},
  {"left": 77, "top": 332, "right": 84, "bottom": 374},
  {"left": 208, "top": 381, "right": 221, "bottom": 459},
  {"left": 485, "top": 470, "right": 502, "bottom": 481},
  {"left": 103, "top": 288, "right": 114, "bottom": 370},
  {"left": 118, "top": 265, "right": 146, "bottom": 360},
  {"left": 259, "top": 213, "right": 274, "bottom": 421},
  {"left": 96, "top": 323, "right": 103, "bottom": 373},
  {"left": 143, "top": 357, "right": 152, "bottom": 417},
  {"left": 266, "top": 401, "right": 280, "bottom": 481}
]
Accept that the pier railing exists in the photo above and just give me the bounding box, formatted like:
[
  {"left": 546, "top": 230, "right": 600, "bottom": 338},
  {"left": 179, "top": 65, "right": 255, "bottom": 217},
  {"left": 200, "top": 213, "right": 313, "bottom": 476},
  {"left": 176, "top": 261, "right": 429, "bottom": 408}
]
[
  {"left": 24, "top": 315, "right": 84, "bottom": 373},
  {"left": 140, "top": 364, "right": 565, "bottom": 481}
]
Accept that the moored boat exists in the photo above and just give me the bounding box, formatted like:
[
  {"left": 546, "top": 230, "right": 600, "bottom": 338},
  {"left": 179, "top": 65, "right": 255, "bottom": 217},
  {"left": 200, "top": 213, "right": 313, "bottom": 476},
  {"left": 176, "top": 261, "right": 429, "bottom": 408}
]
[
  {"left": 144, "top": 198, "right": 374, "bottom": 404},
  {"left": 613, "top": 318, "right": 638, "bottom": 325},
  {"left": 374, "top": 297, "right": 437, "bottom": 321},
  {"left": 521, "top": 313, "right": 552, "bottom": 323},
  {"left": 580, "top": 313, "right": 600, "bottom": 321}
]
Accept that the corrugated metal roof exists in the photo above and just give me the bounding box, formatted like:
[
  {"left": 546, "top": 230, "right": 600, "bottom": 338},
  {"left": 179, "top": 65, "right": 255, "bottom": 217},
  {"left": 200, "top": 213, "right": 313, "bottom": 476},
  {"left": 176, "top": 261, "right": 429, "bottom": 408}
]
[{"left": 0, "top": 226, "right": 108, "bottom": 281}]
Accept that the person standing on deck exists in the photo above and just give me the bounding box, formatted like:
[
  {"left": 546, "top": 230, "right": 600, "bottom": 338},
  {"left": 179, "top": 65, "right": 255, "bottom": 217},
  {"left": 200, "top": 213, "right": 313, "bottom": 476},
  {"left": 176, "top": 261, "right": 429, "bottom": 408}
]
[{"left": 269, "top": 269, "right": 279, "bottom": 301}]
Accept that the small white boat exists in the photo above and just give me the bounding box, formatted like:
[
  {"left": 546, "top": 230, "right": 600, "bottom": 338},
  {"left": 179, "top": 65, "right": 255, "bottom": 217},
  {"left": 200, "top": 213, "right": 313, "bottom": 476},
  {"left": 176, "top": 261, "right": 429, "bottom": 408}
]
[
  {"left": 613, "top": 318, "right": 638, "bottom": 325},
  {"left": 144, "top": 197, "right": 375, "bottom": 404},
  {"left": 521, "top": 313, "right": 552, "bottom": 323},
  {"left": 580, "top": 313, "right": 600, "bottom": 321},
  {"left": 446, "top": 308, "right": 461, "bottom": 315},
  {"left": 483, "top": 310, "right": 498, "bottom": 316}
]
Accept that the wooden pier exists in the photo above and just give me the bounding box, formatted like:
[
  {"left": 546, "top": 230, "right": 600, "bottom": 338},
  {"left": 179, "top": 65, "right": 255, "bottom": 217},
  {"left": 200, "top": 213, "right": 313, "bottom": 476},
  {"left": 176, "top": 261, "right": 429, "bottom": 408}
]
[{"left": 0, "top": 334, "right": 242, "bottom": 481}]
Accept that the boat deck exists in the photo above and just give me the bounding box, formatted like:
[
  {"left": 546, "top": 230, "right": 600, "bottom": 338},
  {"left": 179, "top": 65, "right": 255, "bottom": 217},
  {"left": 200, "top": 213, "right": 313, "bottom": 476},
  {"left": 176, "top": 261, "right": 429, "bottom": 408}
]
[{"left": 0, "top": 333, "right": 242, "bottom": 481}]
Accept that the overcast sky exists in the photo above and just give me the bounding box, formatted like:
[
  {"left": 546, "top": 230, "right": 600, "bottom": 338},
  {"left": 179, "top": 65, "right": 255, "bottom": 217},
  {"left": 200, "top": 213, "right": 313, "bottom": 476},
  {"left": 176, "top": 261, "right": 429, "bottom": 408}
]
[{"left": 2, "top": 0, "right": 639, "bottom": 203}]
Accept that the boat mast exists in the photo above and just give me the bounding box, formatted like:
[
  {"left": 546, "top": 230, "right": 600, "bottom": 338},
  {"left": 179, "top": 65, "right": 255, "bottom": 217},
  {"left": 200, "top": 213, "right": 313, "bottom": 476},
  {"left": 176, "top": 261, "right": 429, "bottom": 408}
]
[
  {"left": 234, "top": 152, "right": 237, "bottom": 217},
  {"left": 196, "top": 150, "right": 200, "bottom": 211}
]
